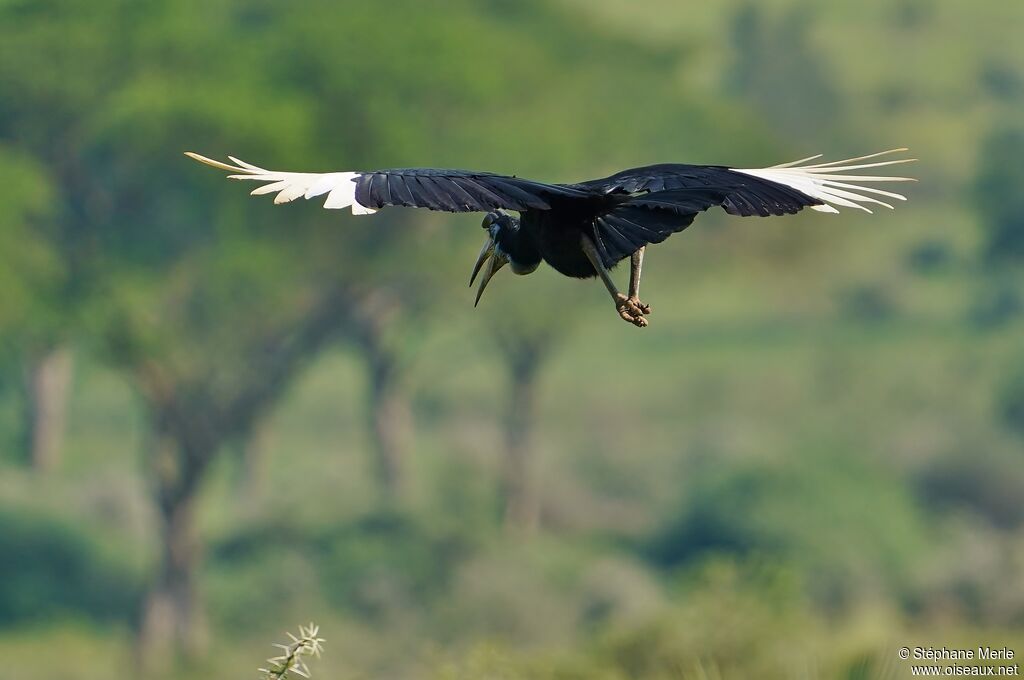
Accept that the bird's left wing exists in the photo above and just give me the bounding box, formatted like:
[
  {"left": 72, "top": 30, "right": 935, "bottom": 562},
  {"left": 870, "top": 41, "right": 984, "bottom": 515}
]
[
  {"left": 185, "top": 153, "right": 588, "bottom": 215},
  {"left": 574, "top": 148, "right": 916, "bottom": 216}
]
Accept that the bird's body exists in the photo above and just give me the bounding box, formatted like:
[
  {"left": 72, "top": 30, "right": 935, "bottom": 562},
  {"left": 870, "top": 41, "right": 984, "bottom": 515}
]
[
  {"left": 186, "top": 149, "right": 915, "bottom": 327},
  {"left": 527, "top": 206, "right": 604, "bottom": 278}
]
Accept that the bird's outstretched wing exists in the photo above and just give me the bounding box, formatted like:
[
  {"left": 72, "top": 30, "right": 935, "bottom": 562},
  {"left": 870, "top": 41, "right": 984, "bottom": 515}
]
[
  {"left": 584, "top": 149, "right": 917, "bottom": 266},
  {"left": 185, "top": 153, "right": 589, "bottom": 215},
  {"left": 574, "top": 148, "right": 916, "bottom": 216}
]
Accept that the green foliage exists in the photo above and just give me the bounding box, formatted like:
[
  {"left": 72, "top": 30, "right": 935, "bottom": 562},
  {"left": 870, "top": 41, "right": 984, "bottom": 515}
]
[
  {"left": 0, "top": 146, "right": 60, "bottom": 345},
  {"left": 318, "top": 512, "right": 473, "bottom": 619},
  {"left": 727, "top": 2, "right": 841, "bottom": 142},
  {"left": 0, "top": 505, "right": 140, "bottom": 626},
  {"left": 837, "top": 282, "right": 898, "bottom": 323},
  {"left": 646, "top": 450, "right": 931, "bottom": 614},
  {"left": 210, "top": 510, "right": 474, "bottom": 624},
  {"left": 996, "top": 367, "right": 1024, "bottom": 442},
  {"left": 968, "top": 281, "right": 1022, "bottom": 329},
  {"left": 595, "top": 559, "right": 817, "bottom": 679},
  {"left": 973, "top": 127, "right": 1024, "bottom": 263},
  {"left": 915, "top": 447, "right": 1024, "bottom": 529},
  {"left": 904, "top": 239, "right": 954, "bottom": 275}
]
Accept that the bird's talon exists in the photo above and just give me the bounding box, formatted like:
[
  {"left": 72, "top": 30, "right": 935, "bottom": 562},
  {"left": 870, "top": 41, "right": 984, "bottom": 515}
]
[
  {"left": 628, "top": 296, "right": 651, "bottom": 315},
  {"left": 615, "top": 294, "right": 650, "bottom": 328}
]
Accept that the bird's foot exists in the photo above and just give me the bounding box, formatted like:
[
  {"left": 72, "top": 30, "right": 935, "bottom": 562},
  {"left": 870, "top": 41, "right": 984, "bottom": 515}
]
[{"left": 615, "top": 294, "right": 651, "bottom": 328}]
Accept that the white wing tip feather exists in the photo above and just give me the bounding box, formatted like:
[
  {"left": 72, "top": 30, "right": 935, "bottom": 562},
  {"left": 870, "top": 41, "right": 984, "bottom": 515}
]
[
  {"left": 734, "top": 148, "right": 916, "bottom": 215},
  {"left": 184, "top": 151, "right": 376, "bottom": 215}
]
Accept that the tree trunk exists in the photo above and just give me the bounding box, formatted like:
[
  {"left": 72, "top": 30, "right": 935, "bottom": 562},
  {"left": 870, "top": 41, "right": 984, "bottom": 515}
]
[
  {"left": 502, "top": 359, "right": 541, "bottom": 533},
  {"left": 366, "top": 348, "right": 411, "bottom": 504},
  {"left": 137, "top": 433, "right": 209, "bottom": 672},
  {"left": 348, "top": 293, "right": 411, "bottom": 506},
  {"left": 126, "top": 287, "right": 350, "bottom": 672},
  {"left": 24, "top": 345, "right": 73, "bottom": 472},
  {"left": 238, "top": 420, "right": 270, "bottom": 501}
]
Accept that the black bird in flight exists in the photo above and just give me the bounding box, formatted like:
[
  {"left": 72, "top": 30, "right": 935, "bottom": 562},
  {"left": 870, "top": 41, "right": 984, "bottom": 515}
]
[{"left": 186, "top": 149, "right": 914, "bottom": 328}]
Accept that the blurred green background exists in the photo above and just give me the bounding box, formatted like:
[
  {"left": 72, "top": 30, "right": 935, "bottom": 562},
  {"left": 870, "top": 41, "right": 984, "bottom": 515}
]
[{"left": 1, "top": 1, "right": 1023, "bottom": 678}]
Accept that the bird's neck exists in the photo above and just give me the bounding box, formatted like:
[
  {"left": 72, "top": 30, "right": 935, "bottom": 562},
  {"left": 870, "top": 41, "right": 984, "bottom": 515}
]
[{"left": 496, "top": 217, "right": 542, "bottom": 274}]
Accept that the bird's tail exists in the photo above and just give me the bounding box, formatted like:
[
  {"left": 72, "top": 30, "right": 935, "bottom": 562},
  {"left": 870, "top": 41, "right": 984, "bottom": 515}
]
[{"left": 733, "top": 148, "right": 916, "bottom": 214}]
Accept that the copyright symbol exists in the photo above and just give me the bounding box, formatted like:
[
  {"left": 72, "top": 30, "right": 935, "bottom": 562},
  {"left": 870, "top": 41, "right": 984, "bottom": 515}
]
[{"left": 899, "top": 647, "right": 911, "bottom": 660}]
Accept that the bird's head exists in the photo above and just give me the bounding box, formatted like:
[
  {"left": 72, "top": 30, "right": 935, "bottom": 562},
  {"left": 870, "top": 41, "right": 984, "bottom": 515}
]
[{"left": 469, "top": 212, "right": 540, "bottom": 306}]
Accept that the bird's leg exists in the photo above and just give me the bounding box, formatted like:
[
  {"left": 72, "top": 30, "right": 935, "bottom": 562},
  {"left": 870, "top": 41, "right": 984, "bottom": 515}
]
[
  {"left": 627, "top": 246, "right": 651, "bottom": 316},
  {"left": 581, "top": 236, "right": 649, "bottom": 328}
]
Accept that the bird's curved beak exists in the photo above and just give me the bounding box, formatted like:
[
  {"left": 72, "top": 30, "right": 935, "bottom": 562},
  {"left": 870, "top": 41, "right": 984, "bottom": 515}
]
[{"left": 469, "top": 236, "right": 508, "bottom": 307}]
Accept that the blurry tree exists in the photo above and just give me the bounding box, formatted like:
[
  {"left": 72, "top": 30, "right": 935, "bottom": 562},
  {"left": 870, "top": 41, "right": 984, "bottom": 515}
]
[
  {"left": 236, "top": 420, "right": 271, "bottom": 500},
  {"left": 646, "top": 452, "right": 931, "bottom": 616},
  {"left": 488, "top": 290, "right": 574, "bottom": 534},
  {"left": 891, "top": 0, "right": 934, "bottom": 31},
  {"left": 78, "top": 61, "right": 438, "bottom": 665},
  {"left": 727, "top": 3, "right": 841, "bottom": 143},
  {"left": 996, "top": 368, "right": 1024, "bottom": 443},
  {"left": 0, "top": 0, "right": 783, "bottom": 668},
  {"left": 106, "top": 278, "right": 351, "bottom": 664},
  {"left": 0, "top": 505, "right": 141, "bottom": 626},
  {"left": 916, "top": 447, "right": 1024, "bottom": 529},
  {"left": 0, "top": 0, "right": 433, "bottom": 662},
  {"left": 496, "top": 332, "right": 550, "bottom": 532},
  {"left": 0, "top": 146, "right": 68, "bottom": 472},
  {"left": 21, "top": 346, "right": 74, "bottom": 472},
  {"left": 234, "top": 279, "right": 428, "bottom": 506},
  {"left": 973, "top": 127, "right": 1024, "bottom": 263},
  {"left": 904, "top": 238, "right": 953, "bottom": 276},
  {"left": 980, "top": 61, "right": 1024, "bottom": 103},
  {"left": 348, "top": 291, "right": 417, "bottom": 502}
]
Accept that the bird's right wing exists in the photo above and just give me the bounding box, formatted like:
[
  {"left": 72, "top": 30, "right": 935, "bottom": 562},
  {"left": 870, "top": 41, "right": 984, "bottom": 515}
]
[
  {"left": 583, "top": 149, "right": 916, "bottom": 267},
  {"left": 575, "top": 149, "right": 916, "bottom": 215},
  {"left": 185, "top": 153, "right": 588, "bottom": 215}
]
